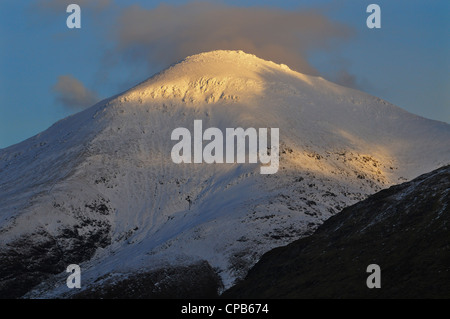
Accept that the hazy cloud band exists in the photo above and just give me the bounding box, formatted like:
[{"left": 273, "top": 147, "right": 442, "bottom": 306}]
[{"left": 116, "top": 2, "right": 354, "bottom": 75}]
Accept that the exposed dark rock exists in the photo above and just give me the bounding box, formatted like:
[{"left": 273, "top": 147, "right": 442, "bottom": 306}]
[
  {"left": 224, "top": 166, "right": 450, "bottom": 299},
  {"left": 72, "top": 261, "right": 223, "bottom": 299},
  {"left": 0, "top": 222, "right": 110, "bottom": 299}
]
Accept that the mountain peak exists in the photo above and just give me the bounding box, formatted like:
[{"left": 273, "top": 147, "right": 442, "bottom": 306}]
[
  {"left": 184, "top": 50, "right": 291, "bottom": 68},
  {"left": 120, "top": 50, "right": 306, "bottom": 105}
]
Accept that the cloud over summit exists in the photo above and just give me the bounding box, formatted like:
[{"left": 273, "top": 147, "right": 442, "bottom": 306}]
[{"left": 116, "top": 2, "right": 354, "bottom": 75}]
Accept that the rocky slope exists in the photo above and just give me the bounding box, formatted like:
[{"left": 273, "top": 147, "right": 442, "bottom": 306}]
[{"left": 225, "top": 165, "right": 450, "bottom": 298}]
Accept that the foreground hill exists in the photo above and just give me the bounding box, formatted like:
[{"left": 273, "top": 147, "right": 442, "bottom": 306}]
[{"left": 225, "top": 165, "right": 450, "bottom": 298}]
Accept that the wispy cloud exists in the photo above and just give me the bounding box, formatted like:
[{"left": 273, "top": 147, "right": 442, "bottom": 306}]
[
  {"left": 333, "top": 69, "right": 359, "bottom": 89},
  {"left": 115, "top": 2, "right": 354, "bottom": 75},
  {"left": 53, "top": 75, "right": 99, "bottom": 110}
]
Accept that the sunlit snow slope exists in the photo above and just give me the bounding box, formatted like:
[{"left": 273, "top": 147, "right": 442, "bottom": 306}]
[{"left": 1, "top": 51, "right": 449, "bottom": 297}]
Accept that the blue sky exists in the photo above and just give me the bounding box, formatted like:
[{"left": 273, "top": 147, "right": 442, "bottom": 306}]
[{"left": 0, "top": 0, "right": 449, "bottom": 148}]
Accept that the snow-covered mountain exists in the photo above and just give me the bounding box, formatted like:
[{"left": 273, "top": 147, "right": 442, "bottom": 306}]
[{"left": 1, "top": 50, "right": 449, "bottom": 298}]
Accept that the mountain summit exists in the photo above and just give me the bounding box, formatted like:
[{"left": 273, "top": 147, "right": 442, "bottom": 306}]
[
  {"left": 1, "top": 50, "right": 449, "bottom": 298},
  {"left": 123, "top": 50, "right": 297, "bottom": 104}
]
